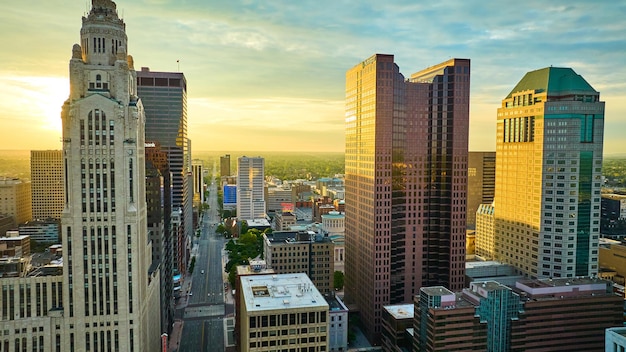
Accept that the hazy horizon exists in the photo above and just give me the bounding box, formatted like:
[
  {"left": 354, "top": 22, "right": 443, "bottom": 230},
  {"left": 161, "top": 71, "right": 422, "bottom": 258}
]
[{"left": 1, "top": 1, "right": 624, "bottom": 153}]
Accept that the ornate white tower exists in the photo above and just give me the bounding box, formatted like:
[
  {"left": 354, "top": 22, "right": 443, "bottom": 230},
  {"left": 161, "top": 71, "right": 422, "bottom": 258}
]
[{"left": 60, "top": 1, "right": 160, "bottom": 351}]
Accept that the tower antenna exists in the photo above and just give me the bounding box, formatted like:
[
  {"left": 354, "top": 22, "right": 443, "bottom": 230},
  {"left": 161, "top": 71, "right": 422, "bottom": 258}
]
[{"left": 177, "top": 60, "right": 180, "bottom": 72}]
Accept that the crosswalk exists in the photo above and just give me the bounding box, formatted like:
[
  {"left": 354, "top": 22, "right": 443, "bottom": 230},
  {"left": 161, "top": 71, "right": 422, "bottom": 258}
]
[{"left": 183, "top": 304, "right": 225, "bottom": 319}]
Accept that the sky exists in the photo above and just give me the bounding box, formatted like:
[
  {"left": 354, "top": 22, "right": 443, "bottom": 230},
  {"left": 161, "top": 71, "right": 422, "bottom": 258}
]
[{"left": 0, "top": 1, "right": 625, "bottom": 154}]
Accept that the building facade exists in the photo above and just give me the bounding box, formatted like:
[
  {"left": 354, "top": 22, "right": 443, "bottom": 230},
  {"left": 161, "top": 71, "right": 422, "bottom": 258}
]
[
  {"left": 0, "top": 178, "right": 32, "bottom": 225},
  {"left": 237, "top": 156, "right": 266, "bottom": 220},
  {"left": 221, "top": 154, "right": 231, "bottom": 178},
  {"left": 263, "top": 231, "right": 335, "bottom": 294},
  {"left": 238, "top": 273, "right": 329, "bottom": 352},
  {"left": 19, "top": 219, "right": 61, "bottom": 243},
  {"left": 58, "top": 1, "right": 161, "bottom": 350},
  {"left": 137, "top": 67, "right": 191, "bottom": 276},
  {"left": 601, "top": 194, "right": 626, "bottom": 237},
  {"left": 467, "top": 152, "right": 495, "bottom": 229},
  {"left": 30, "top": 150, "right": 64, "bottom": 220},
  {"left": 192, "top": 159, "right": 204, "bottom": 206},
  {"left": 344, "top": 54, "right": 470, "bottom": 343},
  {"left": 475, "top": 203, "right": 496, "bottom": 259},
  {"left": 494, "top": 67, "right": 605, "bottom": 278},
  {"left": 413, "top": 278, "right": 622, "bottom": 352}
]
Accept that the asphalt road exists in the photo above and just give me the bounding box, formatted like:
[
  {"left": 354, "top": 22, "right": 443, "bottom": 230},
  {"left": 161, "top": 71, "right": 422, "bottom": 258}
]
[{"left": 178, "top": 164, "right": 229, "bottom": 352}]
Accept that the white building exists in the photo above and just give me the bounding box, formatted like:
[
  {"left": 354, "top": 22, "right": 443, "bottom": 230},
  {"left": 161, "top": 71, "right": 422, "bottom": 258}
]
[
  {"left": 238, "top": 273, "right": 329, "bottom": 352},
  {"left": 325, "top": 295, "right": 348, "bottom": 352},
  {"left": 59, "top": 1, "right": 161, "bottom": 351},
  {"left": 321, "top": 211, "right": 345, "bottom": 272},
  {"left": 237, "top": 156, "right": 266, "bottom": 220}
]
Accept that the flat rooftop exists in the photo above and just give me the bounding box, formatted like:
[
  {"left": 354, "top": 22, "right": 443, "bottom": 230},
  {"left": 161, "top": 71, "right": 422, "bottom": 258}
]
[
  {"left": 383, "top": 304, "right": 413, "bottom": 320},
  {"left": 421, "top": 286, "right": 454, "bottom": 297},
  {"left": 241, "top": 273, "right": 328, "bottom": 313},
  {"left": 324, "top": 294, "right": 348, "bottom": 312}
]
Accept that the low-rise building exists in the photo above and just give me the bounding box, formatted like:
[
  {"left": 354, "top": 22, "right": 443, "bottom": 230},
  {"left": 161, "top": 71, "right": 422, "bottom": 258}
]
[
  {"left": 18, "top": 219, "right": 60, "bottom": 243},
  {"left": 414, "top": 278, "right": 623, "bottom": 352},
  {"left": 263, "top": 231, "right": 334, "bottom": 294},
  {"left": 238, "top": 273, "right": 329, "bottom": 352},
  {"left": 381, "top": 304, "right": 413, "bottom": 352},
  {"left": 325, "top": 294, "right": 348, "bottom": 352}
]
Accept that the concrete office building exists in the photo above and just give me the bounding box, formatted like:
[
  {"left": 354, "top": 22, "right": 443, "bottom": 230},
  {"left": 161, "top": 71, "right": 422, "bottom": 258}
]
[
  {"left": 321, "top": 211, "right": 345, "bottom": 273},
  {"left": 221, "top": 154, "right": 231, "bottom": 178},
  {"left": 237, "top": 156, "right": 266, "bottom": 221},
  {"left": 0, "top": 271, "right": 65, "bottom": 351},
  {"left": 0, "top": 177, "right": 32, "bottom": 225},
  {"left": 265, "top": 185, "right": 293, "bottom": 216},
  {"left": 601, "top": 194, "right": 626, "bottom": 237},
  {"left": 475, "top": 203, "right": 496, "bottom": 260},
  {"left": 345, "top": 54, "right": 470, "bottom": 343},
  {"left": 467, "top": 152, "right": 495, "bottom": 229},
  {"left": 494, "top": 67, "right": 605, "bottom": 278},
  {"left": 0, "top": 214, "right": 16, "bottom": 237},
  {"left": 192, "top": 160, "right": 205, "bottom": 205},
  {"left": 413, "top": 278, "right": 622, "bottom": 352},
  {"left": 18, "top": 219, "right": 61, "bottom": 243},
  {"left": 238, "top": 273, "right": 329, "bottom": 352},
  {"left": 58, "top": 1, "right": 161, "bottom": 350},
  {"left": 137, "top": 66, "right": 192, "bottom": 276},
  {"left": 600, "top": 241, "right": 626, "bottom": 285},
  {"left": 263, "top": 231, "right": 335, "bottom": 294},
  {"left": 272, "top": 211, "right": 296, "bottom": 231},
  {"left": 325, "top": 295, "right": 348, "bottom": 352},
  {"left": 381, "top": 304, "right": 414, "bottom": 352},
  {"left": 30, "top": 150, "right": 64, "bottom": 220}
]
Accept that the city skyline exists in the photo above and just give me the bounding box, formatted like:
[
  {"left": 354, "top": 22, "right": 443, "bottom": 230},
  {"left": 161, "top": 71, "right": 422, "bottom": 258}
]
[{"left": 1, "top": 1, "right": 625, "bottom": 154}]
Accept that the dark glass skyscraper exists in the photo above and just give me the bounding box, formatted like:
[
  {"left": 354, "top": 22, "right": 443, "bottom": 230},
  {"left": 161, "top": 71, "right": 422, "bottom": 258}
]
[
  {"left": 344, "top": 54, "right": 470, "bottom": 344},
  {"left": 137, "top": 68, "right": 191, "bottom": 276}
]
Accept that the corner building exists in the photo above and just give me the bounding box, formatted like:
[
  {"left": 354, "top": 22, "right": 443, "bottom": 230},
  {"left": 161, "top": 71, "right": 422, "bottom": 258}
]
[
  {"left": 344, "top": 54, "right": 470, "bottom": 343},
  {"left": 59, "top": 1, "right": 160, "bottom": 351},
  {"left": 494, "top": 67, "right": 605, "bottom": 278}
]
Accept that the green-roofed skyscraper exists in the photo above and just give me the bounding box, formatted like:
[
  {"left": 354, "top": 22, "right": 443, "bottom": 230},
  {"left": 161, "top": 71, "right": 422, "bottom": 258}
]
[{"left": 493, "top": 67, "right": 604, "bottom": 279}]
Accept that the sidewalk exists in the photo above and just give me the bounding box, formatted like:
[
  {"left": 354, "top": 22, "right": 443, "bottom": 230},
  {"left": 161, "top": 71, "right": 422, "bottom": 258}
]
[
  {"left": 168, "top": 320, "right": 184, "bottom": 352},
  {"left": 169, "top": 273, "right": 193, "bottom": 351}
]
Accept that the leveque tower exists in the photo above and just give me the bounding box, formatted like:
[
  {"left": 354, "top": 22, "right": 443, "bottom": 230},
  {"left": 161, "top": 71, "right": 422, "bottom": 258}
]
[{"left": 60, "top": 1, "right": 160, "bottom": 351}]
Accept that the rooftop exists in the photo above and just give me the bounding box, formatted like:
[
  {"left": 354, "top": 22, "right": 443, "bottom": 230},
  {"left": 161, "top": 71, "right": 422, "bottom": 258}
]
[
  {"left": 506, "top": 67, "right": 597, "bottom": 98},
  {"left": 324, "top": 294, "right": 348, "bottom": 312},
  {"left": 383, "top": 304, "right": 414, "bottom": 320},
  {"left": 421, "top": 286, "right": 454, "bottom": 297},
  {"left": 241, "top": 273, "right": 328, "bottom": 313}
]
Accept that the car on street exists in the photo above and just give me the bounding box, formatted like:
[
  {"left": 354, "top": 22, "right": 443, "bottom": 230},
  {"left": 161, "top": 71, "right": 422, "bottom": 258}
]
[{"left": 201, "top": 270, "right": 205, "bottom": 274}]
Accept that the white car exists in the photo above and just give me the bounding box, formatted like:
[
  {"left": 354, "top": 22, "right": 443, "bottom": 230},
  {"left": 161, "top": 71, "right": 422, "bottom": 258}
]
[
  {"left": 201, "top": 270, "right": 205, "bottom": 274},
  {"left": 188, "top": 292, "right": 193, "bottom": 296}
]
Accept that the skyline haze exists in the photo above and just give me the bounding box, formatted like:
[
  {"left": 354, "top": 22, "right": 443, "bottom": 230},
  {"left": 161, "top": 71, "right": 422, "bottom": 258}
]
[{"left": 1, "top": 1, "right": 624, "bottom": 154}]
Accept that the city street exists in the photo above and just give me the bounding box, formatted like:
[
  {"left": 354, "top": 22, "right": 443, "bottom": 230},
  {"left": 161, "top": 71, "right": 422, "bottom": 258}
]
[{"left": 175, "top": 164, "right": 232, "bottom": 351}]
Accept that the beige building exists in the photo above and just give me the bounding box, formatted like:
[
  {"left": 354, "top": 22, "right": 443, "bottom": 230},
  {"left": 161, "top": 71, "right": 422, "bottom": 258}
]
[
  {"left": 263, "top": 231, "right": 335, "bottom": 294},
  {"left": 56, "top": 1, "right": 161, "bottom": 351},
  {"left": 272, "top": 211, "right": 296, "bottom": 231},
  {"left": 0, "top": 271, "right": 65, "bottom": 351},
  {"left": 30, "top": 150, "right": 64, "bottom": 220},
  {"left": 494, "top": 67, "right": 604, "bottom": 278},
  {"left": 467, "top": 152, "right": 496, "bottom": 229},
  {"left": 475, "top": 203, "right": 495, "bottom": 259},
  {"left": 599, "top": 241, "right": 626, "bottom": 285},
  {"left": 0, "top": 177, "right": 32, "bottom": 225},
  {"left": 238, "top": 273, "right": 329, "bottom": 352}
]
